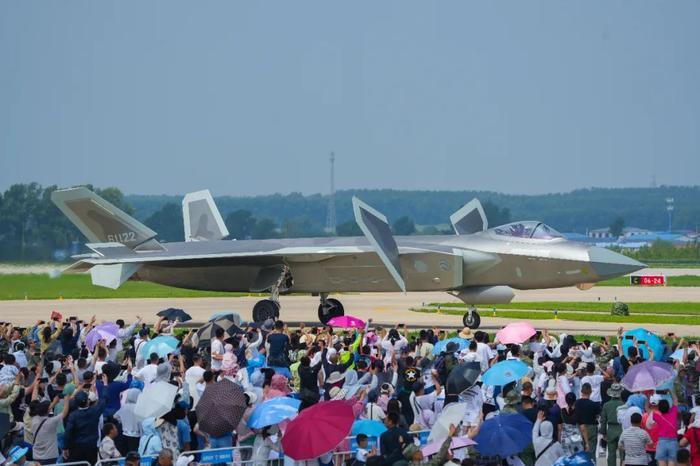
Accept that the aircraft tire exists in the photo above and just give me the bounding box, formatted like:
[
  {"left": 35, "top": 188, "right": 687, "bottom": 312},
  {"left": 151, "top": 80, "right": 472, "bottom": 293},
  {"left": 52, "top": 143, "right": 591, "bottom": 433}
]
[
  {"left": 318, "top": 298, "right": 344, "bottom": 325},
  {"left": 252, "top": 299, "right": 280, "bottom": 323},
  {"left": 463, "top": 311, "right": 481, "bottom": 329}
]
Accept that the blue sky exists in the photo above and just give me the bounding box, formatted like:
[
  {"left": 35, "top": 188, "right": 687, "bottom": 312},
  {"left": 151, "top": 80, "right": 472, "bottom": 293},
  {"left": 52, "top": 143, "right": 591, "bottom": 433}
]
[{"left": 1, "top": 1, "right": 698, "bottom": 196}]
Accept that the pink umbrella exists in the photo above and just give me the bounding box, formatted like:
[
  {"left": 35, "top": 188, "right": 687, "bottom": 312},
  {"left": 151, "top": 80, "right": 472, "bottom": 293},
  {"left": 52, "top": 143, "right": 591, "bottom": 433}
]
[
  {"left": 327, "top": 315, "right": 365, "bottom": 329},
  {"left": 422, "top": 436, "right": 477, "bottom": 457},
  {"left": 496, "top": 322, "right": 536, "bottom": 345},
  {"left": 281, "top": 400, "right": 354, "bottom": 460}
]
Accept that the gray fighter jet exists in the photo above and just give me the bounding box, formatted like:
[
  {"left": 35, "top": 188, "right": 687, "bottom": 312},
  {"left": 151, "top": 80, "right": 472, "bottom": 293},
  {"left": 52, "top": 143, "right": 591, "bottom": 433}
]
[{"left": 52, "top": 187, "right": 645, "bottom": 328}]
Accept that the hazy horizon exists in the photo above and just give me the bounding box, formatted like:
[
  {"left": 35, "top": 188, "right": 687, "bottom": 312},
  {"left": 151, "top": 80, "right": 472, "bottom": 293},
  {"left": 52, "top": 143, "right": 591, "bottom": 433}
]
[{"left": 2, "top": 1, "right": 699, "bottom": 196}]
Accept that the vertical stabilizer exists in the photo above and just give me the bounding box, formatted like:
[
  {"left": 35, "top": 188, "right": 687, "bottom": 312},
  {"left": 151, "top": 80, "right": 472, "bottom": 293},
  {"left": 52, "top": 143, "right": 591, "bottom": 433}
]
[{"left": 182, "top": 190, "right": 229, "bottom": 241}]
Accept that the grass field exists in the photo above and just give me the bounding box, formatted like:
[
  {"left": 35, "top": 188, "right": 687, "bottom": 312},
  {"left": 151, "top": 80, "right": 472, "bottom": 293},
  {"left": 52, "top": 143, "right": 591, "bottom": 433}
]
[
  {"left": 0, "top": 274, "right": 253, "bottom": 300},
  {"left": 428, "top": 301, "right": 700, "bottom": 315},
  {"left": 597, "top": 275, "right": 700, "bottom": 287},
  {"left": 414, "top": 307, "right": 700, "bottom": 325}
]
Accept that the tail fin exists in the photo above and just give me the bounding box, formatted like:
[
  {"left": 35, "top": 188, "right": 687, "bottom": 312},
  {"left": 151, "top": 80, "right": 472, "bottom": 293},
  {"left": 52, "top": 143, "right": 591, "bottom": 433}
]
[
  {"left": 51, "top": 187, "right": 161, "bottom": 250},
  {"left": 182, "top": 190, "right": 229, "bottom": 241},
  {"left": 450, "top": 198, "right": 488, "bottom": 235}
]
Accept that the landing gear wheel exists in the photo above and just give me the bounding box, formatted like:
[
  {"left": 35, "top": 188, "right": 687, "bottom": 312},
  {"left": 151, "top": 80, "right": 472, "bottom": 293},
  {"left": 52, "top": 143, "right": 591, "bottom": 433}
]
[
  {"left": 318, "top": 298, "right": 344, "bottom": 325},
  {"left": 252, "top": 299, "right": 280, "bottom": 323},
  {"left": 463, "top": 310, "right": 481, "bottom": 329}
]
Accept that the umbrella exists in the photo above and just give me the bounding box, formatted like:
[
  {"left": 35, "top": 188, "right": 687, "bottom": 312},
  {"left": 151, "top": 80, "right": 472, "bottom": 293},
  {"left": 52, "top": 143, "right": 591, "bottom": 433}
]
[
  {"left": 282, "top": 400, "right": 354, "bottom": 460},
  {"left": 140, "top": 335, "right": 179, "bottom": 358},
  {"left": 553, "top": 452, "right": 595, "bottom": 466},
  {"left": 248, "top": 397, "right": 301, "bottom": 429},
  {"left": 496, "top": 322, "right": 536, "bottom": 345},
  {"left": 96, "top": 322, "right": 119, "bottom": 334},
  {"left": 428, "top": 402, "right": 467, "bottom": 443},
  {"left": 422, "top": 436, "right": 477, "bottom": 457},
  {"left": 134, "top": 381, "right": 178, "bottom": 420},
  {"left": 157, "top": 308, "right": 192, "bottom": 323},
  {"left": 482, "top": 360, "right": 529, "bottom": 386},
  {"left": 351, "top": 419, "right": 387, "bottom": 437},
  {"left": 193, "top": 317, "right": 244, "bottom": 347},
  {"left": 621, "top": 360, "right": 674, "bottom": 392},
  {"left": 473, "top": 413, "right": 533, "bottom": 457},
  {"left": 446, "top": 362, "right": 481, "bottom": 395},
  {"left": 209, "top": 311, "right": 241, "bottom": 326},
  {"left": 85, "top": 327, "right": 117, "bottom": 352},
  {"left": 432, "top": 337, "right": 470, "bottom": 355},
  {"left": 196, "top": 379, "right": 248, "bottom": 437},
  {"left": 326, "top": 315, "right": 365, "bottom": 329}
]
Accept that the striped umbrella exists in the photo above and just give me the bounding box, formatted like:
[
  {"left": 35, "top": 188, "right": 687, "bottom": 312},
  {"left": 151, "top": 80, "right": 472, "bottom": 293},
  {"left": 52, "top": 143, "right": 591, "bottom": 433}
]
[
  {"left": 196, "top": 379, "right": 248, "bottom": 437},
  {"left": 193, "top": 316, "right": 244, "bottom": 347}
]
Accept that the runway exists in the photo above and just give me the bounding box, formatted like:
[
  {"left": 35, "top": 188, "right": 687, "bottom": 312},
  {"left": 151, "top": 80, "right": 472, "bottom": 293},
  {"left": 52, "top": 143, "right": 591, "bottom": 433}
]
[{"left": 2, "top": 286, "right": 699, "bottom": 335}]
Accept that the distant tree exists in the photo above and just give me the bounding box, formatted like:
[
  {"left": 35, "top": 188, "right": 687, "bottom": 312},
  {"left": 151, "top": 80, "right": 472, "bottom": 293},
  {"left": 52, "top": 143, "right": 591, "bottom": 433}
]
[
  {"left": 92, "top": 186, "right": 134, "bottom": 215},
  {"left": 335, "top": 220, "right": 362, "bottom": 236},
  {"left": 392, "top": 216, "right": 416, "bottom": 235},
  {"left": 610, "top": 216, "right": 625, "bottom": 238},
  {"left": 225, "top": 209, "right": 256, "bottom": 240},
  {"left": 280, "top": 217, "right": 326, "bottom": 238},
  {"left": 144, "top": 203, "right": 183, "bottom": 242},
  {"left": 336, "top": 220, "right": 362, "bottom": 237},
  {"left": 252, "top": 218, "right": 278, "bottom": 239},
  {"left": 482, "top": 200, "right": 511, "bottom": 227}
]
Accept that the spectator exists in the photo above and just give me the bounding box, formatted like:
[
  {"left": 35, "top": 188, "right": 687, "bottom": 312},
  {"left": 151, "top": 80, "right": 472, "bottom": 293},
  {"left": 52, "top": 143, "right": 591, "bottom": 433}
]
[{"left": 620, "top": 412, "right": 654, "bottom": 466}]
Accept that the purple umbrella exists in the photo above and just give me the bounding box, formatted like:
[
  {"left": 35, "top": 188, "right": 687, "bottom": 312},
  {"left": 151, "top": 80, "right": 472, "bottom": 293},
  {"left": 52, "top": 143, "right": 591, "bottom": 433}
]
[
  {"left": 621, "top": 360, "right": 674, "bottom": 392},
  {"left": 85, "top": 323, "right": 119, "bottom": 352}
]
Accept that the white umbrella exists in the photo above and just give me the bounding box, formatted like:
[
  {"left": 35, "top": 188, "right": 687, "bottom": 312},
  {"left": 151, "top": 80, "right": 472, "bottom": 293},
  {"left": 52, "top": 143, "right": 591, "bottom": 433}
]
[
  {"left": 428, "top": 402, "right": 467, "bottom": 443},
  {"left": 134, "top": 381, "right": 178, "bottom": 421}
]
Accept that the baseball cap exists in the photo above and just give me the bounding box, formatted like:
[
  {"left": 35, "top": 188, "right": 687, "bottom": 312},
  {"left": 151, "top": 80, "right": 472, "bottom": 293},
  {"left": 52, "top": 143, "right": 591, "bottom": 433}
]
[{"left": 650, "top": 394, "right": 662, "bottom": 405}]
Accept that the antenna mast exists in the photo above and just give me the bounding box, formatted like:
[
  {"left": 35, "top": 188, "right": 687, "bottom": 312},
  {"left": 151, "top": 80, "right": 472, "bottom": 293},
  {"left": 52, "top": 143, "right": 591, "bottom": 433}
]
[{"left": 325, "top": 152, "right": 337, "bottom": 234}]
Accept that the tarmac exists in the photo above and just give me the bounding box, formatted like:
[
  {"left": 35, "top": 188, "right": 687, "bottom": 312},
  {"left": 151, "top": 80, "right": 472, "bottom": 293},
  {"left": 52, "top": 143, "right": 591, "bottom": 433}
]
[{"left": 1, "top": 286, "right": 700, "bottom": 335}]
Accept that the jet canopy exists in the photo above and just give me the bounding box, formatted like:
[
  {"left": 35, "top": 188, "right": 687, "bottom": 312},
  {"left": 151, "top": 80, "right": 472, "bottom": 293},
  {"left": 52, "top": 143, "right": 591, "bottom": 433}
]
[{"left": 491, "top": 221, "right": 563, "bottom": 240}]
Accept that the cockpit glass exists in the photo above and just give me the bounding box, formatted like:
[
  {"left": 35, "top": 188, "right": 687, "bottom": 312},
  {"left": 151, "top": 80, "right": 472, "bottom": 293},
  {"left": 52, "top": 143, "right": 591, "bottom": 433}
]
[{"left": 493, "top": 221, "right": 562, "bottom": 239}]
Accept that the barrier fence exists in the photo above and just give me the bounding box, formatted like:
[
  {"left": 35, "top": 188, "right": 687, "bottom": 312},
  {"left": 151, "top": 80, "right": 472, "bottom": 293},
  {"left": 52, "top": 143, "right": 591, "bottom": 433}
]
[
  {"left": 93, "top": 446, "right": 253, "bottom": 466},
  {"left": 46, "top": 461, "right": 92, "bottom": 466}
]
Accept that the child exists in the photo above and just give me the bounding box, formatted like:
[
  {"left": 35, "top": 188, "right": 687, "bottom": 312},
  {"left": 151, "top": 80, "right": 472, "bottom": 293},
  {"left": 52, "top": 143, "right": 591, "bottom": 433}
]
[
  {"left": 99, "top": 422, "right": 122, "bottom": 460},
  {"left": 354, "top": 434, "right": 376, "bottom": 466}
]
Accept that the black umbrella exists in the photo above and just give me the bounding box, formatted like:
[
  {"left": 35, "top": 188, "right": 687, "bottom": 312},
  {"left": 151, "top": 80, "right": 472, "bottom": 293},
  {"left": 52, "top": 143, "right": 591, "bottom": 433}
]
[
  {"left": 193, "top": 316, "right": 244, "bottom": 348},
  {"left": 195, "top": 379, "right": 247, "bottom": 437},
  {"left": 157, "top": 308, "right": 192, "bottom": 323},
  {"left": 446, "top": 362, "right": 481, "bottom": 395}
]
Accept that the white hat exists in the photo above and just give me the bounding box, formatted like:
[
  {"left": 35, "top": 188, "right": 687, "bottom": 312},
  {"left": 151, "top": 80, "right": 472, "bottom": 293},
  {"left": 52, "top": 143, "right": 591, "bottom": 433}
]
[
  {"left": 88, "top": 391, "right": 98, "bottom": 403},
  {"left": 244, "top": 390, "right": 258, "bottom": 405},
  {"left": 176, "top": 454, "right": 195, "bottom": 466},
  {"left": 326, "top": 371, "right": 345, "bottom": 384},
  {"left": 650, "top": 394, "right": 662, "bottom": 406},
  {"left": 329, "top": 386, "right": 348, "bottom": 400}
]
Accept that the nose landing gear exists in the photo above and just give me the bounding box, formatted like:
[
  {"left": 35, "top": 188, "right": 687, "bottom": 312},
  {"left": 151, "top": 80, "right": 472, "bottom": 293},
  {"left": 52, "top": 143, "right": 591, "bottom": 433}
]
[{"left": 463, "top": 306, "right": 481, "bottom": 329}]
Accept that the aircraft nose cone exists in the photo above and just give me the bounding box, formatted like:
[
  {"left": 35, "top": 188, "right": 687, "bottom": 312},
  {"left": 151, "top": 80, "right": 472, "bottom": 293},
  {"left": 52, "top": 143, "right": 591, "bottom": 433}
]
[{"left": 588, "top": 246, "right": 646, "bottom": 279}]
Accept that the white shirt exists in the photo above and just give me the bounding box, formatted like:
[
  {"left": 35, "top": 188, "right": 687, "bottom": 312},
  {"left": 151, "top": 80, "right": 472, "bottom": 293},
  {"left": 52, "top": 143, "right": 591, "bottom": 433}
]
[
  {"left": 211, "top": 339, "right": 224, "bottom": 371},
  {"left": 617, "top": 405, "right": 643, "bottom": 430},
  {"left": 581, "top": 374, "right": 604, "bottom": 402},
  {"left": 133, "top": 363, "right": 158, "bottom": 385},
  {"left": 476, "top": 343, "right": 492, "bottom": 373},
  {"left": 185, "top": 366, "right": 206, "bottom": 407}
]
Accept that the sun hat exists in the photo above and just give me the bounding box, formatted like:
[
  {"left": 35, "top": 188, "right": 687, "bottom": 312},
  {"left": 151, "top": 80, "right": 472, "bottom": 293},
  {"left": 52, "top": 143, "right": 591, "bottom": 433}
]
[
  {"left": 176, "top": 454, "right": 195, "bottom": 466},
  {"left": 607, "top": 383, "right": 622, "bottom": 399},
  {"left": 459, "top": 328, "right": 474, "bottom": 340},
  {"left": 8, "top": 445, "right": 29, "bottom": 464},
  {"left": 329, "top": 386, "right": 348, "bottom": 400},
  {"left": 326, "top": 371, "right": 345, "bottom": 385}
]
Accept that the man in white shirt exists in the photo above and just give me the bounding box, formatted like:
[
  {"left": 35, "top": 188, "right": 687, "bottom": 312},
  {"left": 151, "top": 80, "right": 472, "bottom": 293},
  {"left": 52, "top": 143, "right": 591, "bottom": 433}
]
[
  {"left": 133, "top": 353, "right": 160, "bottom": 385},
  {"left": 475, "top": 332, "right": 492, "bottom": 373},
  {"left": 115, "top": 317, "right": 141, "bottom": 353},
  {"left": 210, "top": 328, "right": 225, "bottom": 373},
  {"left": 185, "top": 355, "right": 206, "bottom": 408},
  {"left": 580, "top": 362, "right": 605, "bottom": 403}
]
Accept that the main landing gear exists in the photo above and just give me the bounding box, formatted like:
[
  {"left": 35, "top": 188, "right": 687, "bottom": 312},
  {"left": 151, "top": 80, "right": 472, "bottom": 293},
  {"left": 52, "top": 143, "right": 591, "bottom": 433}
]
[
  {"left": 252, "top": 266, "right": 291, "bottom": 323},
  {"left": 318, "top": 293, "right": 345, "bottom": 325},
  {"left": 463, "top": 306, "right": 481, "bottom": 329}
]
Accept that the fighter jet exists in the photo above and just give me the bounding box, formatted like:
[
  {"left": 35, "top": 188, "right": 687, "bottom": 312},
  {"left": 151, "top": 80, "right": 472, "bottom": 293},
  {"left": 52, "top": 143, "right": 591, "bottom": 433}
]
[{"left": 51, "top": 187, "right": 645, "bottom": 328}]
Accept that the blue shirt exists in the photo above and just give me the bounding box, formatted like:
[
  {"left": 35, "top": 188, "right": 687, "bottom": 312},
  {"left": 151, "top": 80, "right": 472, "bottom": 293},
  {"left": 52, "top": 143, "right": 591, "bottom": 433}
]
[{"left": 177, "top": 419, "right": 191, "bottom": 449}]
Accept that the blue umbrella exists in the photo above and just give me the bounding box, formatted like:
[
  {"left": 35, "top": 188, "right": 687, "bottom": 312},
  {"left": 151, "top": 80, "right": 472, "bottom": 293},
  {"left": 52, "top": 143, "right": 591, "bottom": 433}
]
[
  {"left": 248, "top": 397, "right": 300, "bottom": 429},
  {"left": 553, "top": 452, "right": 594, "bottom": 466},
  {"left": 141, "top": 336, "right": 179, "bottom": 358},
  {"left": 473, "top": 413, "right": 533, "bottom": 457},
  {"left": 482, "top": 360, "right": 529, "bottom": 386},
  {"left": 432, "top": 337, "right": 470, "bottom": 355},
  {"left": 351, "top": 419, "right": 387, "bottom": 437}
]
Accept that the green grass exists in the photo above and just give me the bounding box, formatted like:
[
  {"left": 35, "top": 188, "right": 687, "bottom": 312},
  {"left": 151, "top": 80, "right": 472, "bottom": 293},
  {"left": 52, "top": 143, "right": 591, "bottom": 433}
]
[
  {"left": 0, "top": 274, "right": 255, "bottom": 300},
  {"left": 414, "top": 307, "right": 700, "bottom": 325},
  {"left": 428, "top": 301, "right": 700, "bottom": 315},
  {"left": 597, "top": 275, "right": 700, "bottom": 287}
]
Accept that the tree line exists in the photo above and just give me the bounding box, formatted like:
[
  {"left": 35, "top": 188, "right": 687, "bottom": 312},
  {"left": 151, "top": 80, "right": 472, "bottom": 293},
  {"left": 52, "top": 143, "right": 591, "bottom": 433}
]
[{"left": 0, "top": 182, "right": 698, "bottom": 261}]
